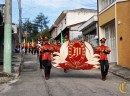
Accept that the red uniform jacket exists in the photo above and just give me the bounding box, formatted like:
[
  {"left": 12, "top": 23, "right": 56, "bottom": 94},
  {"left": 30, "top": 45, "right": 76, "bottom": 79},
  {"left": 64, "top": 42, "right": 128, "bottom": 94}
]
[
  {"left": 41, "top": 44, "right": 53, "bottom": 60},
  {"left": 55, "top": 44, "right": 61, "bottom": 53},
  {"left": 95, "top": 45, "right": 111, "bottom": 60},
  {"left": 23, "top": 43, "right": 27, "bottom": 48},
  {"left": 27, "top": 43, "right": 30, "bottom": 49},
  {"left": 29, "top": 44, "right": 32, "bottom": 48},
  {"left": 33, "top": 42, "right": 37, "bottom": 49},
  {"left": 50, "top": 43, "right": 57, "bottom": 52}
]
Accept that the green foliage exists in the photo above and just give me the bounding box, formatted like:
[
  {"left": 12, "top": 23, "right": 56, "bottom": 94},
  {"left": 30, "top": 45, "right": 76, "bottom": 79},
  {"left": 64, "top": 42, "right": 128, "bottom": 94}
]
[
  {"left": 34, "top": 13, "right": 49, "bottom": 32},
  {"left": 22, "top": 13, "right": 50, "bottom": 41},
  {"left": 22, "top": 19, "right": 33, "bottom": 33},
  {"left": 42, "top": 28, "right": 50, "bottom": 38}
]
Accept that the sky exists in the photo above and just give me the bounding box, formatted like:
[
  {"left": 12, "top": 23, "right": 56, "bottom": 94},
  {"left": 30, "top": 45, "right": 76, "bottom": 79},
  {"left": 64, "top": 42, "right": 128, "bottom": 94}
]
[{"left": 0, "top": 0, "right": 97, "bottom": 28}]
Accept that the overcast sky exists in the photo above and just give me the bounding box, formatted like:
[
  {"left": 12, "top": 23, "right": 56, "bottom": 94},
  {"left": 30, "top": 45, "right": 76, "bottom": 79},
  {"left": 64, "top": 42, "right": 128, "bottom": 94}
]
[{"left": 0, "top": 0, "right": 97, "bottom": 28}]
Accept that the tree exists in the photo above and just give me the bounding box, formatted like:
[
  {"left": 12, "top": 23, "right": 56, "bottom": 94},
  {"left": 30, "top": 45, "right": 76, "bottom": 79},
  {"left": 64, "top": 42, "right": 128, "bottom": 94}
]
[
  {"left": 34, "top": 13, "right": 49, "bottom": 32},
  {"left": 22, "top": 12, "right": 50, "bottom": 41},
  {"left": 22, "top": 19, "right": 33, "bottom": 33},
  {"left": 42, "top": 28, "right": 50, "bottom": 38}
]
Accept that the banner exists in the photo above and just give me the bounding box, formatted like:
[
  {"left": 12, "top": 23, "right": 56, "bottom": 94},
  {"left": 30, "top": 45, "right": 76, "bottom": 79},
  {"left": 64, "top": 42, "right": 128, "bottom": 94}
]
[{"left": 52, "top": 40, "right": 100, "bottom": 70}]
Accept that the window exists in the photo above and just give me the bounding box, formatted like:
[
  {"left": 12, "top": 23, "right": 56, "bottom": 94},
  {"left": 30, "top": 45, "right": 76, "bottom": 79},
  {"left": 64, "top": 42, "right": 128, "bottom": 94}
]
[
  {"left": 100, "top": 0, "right": 116, "bottom": 11},
  {"left": 64, "top": 18, "right": 66, "bottom": 24}
]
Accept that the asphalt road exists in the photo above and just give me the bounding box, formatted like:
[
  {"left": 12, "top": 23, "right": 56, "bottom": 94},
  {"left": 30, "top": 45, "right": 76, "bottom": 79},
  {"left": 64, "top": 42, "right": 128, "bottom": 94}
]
[{"left": 0, "top": 54, "right": 130, "bottom": 96}]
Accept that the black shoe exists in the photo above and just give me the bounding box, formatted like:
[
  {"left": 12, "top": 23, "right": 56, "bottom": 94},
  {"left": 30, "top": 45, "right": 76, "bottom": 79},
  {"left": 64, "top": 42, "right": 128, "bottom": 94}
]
[{"left": 64, "top": 69, "right": 67, "bottom": 73}]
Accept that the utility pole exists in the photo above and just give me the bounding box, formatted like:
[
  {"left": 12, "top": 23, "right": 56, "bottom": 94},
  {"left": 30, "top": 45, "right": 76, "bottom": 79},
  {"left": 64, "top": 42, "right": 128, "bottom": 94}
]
[
  {"left": 22, "top": 18, "right": 29, "bottom": 43},
  {"left": 18, "top": 0, "right": 22, "bottom": 52},
  {"left": 4, "top": 0, "right": 12, "bottom": 73}
]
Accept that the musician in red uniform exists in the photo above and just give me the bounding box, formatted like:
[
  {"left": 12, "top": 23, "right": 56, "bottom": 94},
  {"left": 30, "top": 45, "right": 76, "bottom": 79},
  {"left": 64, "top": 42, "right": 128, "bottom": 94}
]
[
  {"left": 24, "top": 43, "right": 28, "bottom": 55},
  {"left": 50, "top": 40, "right": 56, "bottom": 52},
  {"left": 33, "top": 41, "right": 37, "bottom": 55},
  {"left": 41, "top": 36, "right": 54, "bottom": 80},
  {"left": 31, "top": 42, "right": 34, "bottom": 55},
  {"left": 39, "top": 41, "right": 43, "bottom": 70},
  {"left": 27, "top": 42, "right": 30, "bottom": 53},
  {"left": 95, "top": 38, "right": 111, "bottom": 81},
  {"left": 55, "top": 40, "right": 61, "bottom": 52},
  {"left": 29, "top": 43, "right": 32, "bottom": 53}
]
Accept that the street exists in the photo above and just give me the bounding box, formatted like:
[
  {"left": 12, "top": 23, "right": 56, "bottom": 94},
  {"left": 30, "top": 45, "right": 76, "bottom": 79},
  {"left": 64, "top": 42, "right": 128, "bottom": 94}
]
[{"left": 0, "top": 54, "right": 130, "bottom": 96}]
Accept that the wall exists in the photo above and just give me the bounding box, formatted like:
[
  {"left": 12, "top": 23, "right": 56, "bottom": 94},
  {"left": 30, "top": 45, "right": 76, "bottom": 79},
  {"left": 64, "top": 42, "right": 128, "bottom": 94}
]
[
  {"left": 53, "top": 9, "right": 97, "bottom": 39},
  {"left": 67, "top": 11, "right": 97, "bottom": 26},
  {"left": 98, "top": 5, "right": 115, "bottom": 41},
  {"left": 99, "top": 5, "right": 115, "bottom": 26},
  {"left": 57, "top": 16, "right": 67, "bottom": 35},
  {"left": 98, "top": 4, "right": 117, "bottom": 63},
  {"left": 116, "top": 1, "right": 130, "bottom": 68},
  {"left": 51, "top": 28, "right": 57, "bottom": 39}
]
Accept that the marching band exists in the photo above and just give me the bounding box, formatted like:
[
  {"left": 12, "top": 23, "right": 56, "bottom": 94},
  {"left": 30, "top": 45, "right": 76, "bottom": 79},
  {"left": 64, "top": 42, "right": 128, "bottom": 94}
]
[{"left": 17, "top": 36, "right": 110, "bottom": 81}]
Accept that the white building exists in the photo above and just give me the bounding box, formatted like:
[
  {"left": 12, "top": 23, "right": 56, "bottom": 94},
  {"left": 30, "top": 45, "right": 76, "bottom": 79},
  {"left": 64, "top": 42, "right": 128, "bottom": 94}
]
[
  {"left": 50, "top": 8, "right": 97, "bottom": 41},
  {"left": 79, "top": 15, "right": 98, "bottom": 49}
]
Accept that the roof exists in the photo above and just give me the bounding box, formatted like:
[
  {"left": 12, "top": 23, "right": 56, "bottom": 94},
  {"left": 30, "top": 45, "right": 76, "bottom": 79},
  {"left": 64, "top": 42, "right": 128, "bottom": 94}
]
[
  {"left": 79, "top": 15, "right": 98, "bottom": 31},
  {"left": 54, "top": 8, "right": 97, "bottom": 25},
  {"left": 67, "top": 8, "right": 97, "bottom": 12},
  {"left": 66, "top": 21, "right": 86, "bottom": 29}
]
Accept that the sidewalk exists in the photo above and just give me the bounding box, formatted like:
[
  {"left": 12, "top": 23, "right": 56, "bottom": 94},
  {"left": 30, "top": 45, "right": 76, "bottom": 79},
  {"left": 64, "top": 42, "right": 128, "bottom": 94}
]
[
  {"left": 12, "top": 52, "right": 24, "bottom": 77},
  {"left": 0, "top": 52, "right": 24, "bottom": 84},
  {"left": 109, "top": 63, "right": 130, "bottom": 81}
]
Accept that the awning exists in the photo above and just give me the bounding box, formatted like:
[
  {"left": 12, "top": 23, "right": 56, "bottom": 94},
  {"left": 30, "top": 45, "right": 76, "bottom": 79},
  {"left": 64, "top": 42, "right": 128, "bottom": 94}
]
[{"left": 54, "top": 27, "right": 69, "bottom": 40}]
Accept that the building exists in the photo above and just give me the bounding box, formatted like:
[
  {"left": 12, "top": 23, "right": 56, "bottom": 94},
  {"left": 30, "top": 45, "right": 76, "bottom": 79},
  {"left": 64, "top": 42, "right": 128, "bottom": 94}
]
[
  {"left": 50, "top": 8, "right": 97, "bottom": 41},
  {"left": 12, "top": 24, "right": 19, "bottom": 52},
  {"left": 0, "top": 4, "right": 19, "bottom": 64},
  {"left": 0, "top": 4, "right": 5, "bottom": 64},
  {"left": 79, "top": 15, "right": 98, "bottom": 49},
  {"left": 98, "top": 0, "right": 130, "bottom": 68},
  {"left": 55, "top": 21, "right": 85, "bottom": 41}
]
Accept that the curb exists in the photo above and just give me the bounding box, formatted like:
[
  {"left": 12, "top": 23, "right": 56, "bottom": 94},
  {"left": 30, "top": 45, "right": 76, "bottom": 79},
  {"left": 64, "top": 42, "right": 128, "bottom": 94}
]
[
  {"left": 109, "top": 65, "right": 130, "bottom": 81},
  {"left": 109, "top": 71, "right": 130, "bottom": 81}
]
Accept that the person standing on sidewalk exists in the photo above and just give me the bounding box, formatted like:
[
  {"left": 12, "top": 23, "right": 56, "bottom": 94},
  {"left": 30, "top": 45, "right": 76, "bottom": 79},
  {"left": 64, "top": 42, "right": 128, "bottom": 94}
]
[
  {"left": 95, "top": 38, "right": 111, "bottom": 81},
  {"left": 41, "top": 36, "right": 54, "bottom": 80}
]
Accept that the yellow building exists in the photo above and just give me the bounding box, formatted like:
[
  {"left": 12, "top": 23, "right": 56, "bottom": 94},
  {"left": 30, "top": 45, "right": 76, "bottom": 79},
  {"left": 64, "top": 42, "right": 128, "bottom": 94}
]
[{"left": 98, "top": 0, "right": 130, "bottom": 68}]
